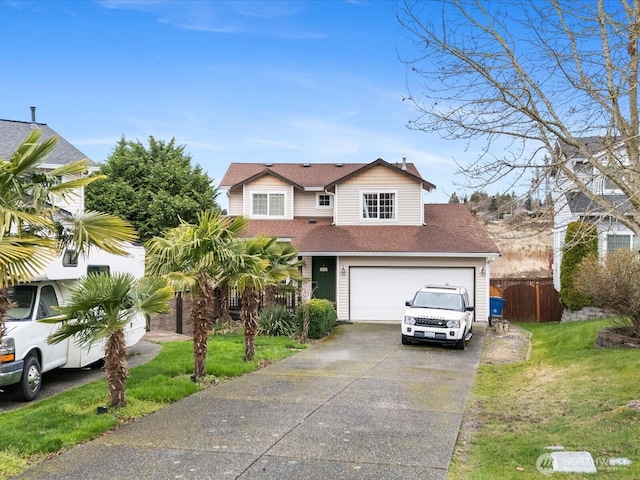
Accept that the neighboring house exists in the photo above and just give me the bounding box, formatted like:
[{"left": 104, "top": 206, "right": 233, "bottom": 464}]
[
  {"left": 552, "top": 137, "right": 636, "bottom": 291},
  {"left": 220, "top": 158, "right": 500, "bottom": 323},
  {"left": 0, "top": 113, "right": 97, "bottom": 215}
]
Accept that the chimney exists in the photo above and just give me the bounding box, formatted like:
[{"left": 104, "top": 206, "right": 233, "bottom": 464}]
[
  {"left": 401, "top": 157, "right": 407, "bottom": 170},
  {"left": 30, "top": 106, "right": 36, "bottom": 123}
]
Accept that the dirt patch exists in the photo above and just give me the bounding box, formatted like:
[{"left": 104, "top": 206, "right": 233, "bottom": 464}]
[{"left": 480, "top": 324, "right": 532, "bottom": 365}]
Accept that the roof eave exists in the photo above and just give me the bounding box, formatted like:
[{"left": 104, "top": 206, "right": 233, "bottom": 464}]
[{"left": 298, "top": 251, "right": 501, "bottom": 258}]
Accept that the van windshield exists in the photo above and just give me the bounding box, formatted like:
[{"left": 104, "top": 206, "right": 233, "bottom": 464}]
[
  {"left": 5, "top": 286, "right": 37, "bottom": 321},
  {"left": 413, "top": 291, "right": 463, "bottom": 311}
]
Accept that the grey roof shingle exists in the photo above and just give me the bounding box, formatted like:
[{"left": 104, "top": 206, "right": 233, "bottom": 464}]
[
  {"left": 0, "top": 119, "right": 95, "bottom": 167},
  {"left": 566, "top": 191, "right": 632, "bottom": 214}
]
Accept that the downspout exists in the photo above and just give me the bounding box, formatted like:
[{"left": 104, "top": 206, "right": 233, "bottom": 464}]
[{"left": 325, "top": 186, "right": 336, "bottom": 225}]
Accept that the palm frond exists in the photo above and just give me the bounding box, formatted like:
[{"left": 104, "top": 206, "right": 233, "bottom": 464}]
[
  {"left": 66, "top": 210, "right": 138, "bottom": 255},
  {"left": 0, "top": 236, "right": 58, "bottom": 286},
  {"left": 46, "top": 272, "right": 168, "bottom": 347},
  {"left": 6, "top": 130, "right": 58, "bottom": 177}
]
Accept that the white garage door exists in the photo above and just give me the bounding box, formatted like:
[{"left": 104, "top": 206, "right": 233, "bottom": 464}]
[{"left": 349, "top": 267, "right": 475, "bottom": 322}]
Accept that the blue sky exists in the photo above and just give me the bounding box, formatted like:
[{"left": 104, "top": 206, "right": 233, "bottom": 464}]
[{"left": 1, "top": 0, "right": 471, "bottom": 206}]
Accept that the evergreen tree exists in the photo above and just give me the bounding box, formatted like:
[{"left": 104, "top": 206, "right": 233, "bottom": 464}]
[{"left": 86, "top": 136, "right": 220, "bottom": 242}]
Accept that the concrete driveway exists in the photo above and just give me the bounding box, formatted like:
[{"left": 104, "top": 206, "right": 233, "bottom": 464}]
[{"left": 14, "top": 322, "right": 485, "bottom": 480}]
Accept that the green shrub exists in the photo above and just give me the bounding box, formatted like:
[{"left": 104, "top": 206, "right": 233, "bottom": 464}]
[
  {"left": 559, "top": 221, "right": 598, "bottom": 310},
  {"left": 257, "top": 304, "right": 295, "bottom": 337},
  {"left": 295, "top": 299, "right": 337, "bottom": 339},
  {"left": 576, "top": 249, "right": 640, "bottom": 336}
]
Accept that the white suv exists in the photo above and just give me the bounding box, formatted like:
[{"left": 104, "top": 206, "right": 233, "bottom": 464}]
[{"left": 401, "top": 285, "right": 474, "bottom": 349}]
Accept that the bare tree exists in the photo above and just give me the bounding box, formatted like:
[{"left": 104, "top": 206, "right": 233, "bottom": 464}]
[{"left": 398, "top": 0, "right": 640, "bottom": 235}]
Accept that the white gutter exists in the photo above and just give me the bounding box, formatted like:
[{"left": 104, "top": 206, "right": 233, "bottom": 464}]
[{"left": 299, "top": 251, "right": 501, "bottom": 258}]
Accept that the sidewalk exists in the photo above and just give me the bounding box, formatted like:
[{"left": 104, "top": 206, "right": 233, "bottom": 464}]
[{"left": 15, "top": 322, "right": 485, "bottom": 480}]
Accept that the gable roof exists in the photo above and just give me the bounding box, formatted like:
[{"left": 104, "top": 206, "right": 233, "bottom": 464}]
[
  {"left": 324, "top": 158, "right": 436, "bottom": 191},
  {"left": 0, "top": 119, "right": 95, "bottom": 167},
  {"left": 220, "top": 158, "right": 434, "bottom": 191},
  {"left": 227, "top": 168, "right": 306, "bottom": 192},
  {"left": 236, "top": 203, "right": 499, "bottom": 256}
]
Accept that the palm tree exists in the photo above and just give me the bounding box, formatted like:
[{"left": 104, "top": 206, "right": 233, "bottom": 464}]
[
  {"left": 145, "top": 210, "right": 248, "bottom": 380},
  {"left": 263, "top": 239, "right": 302, "bottom": 310},
  {"left": 225, "top": 236, "right": 301, "bottom": 361},
  {"left": 0, "top": 130, "right": 137, "bottom": 339},
  {"left": 44, "top": 273, "right": 171, "bottom": 407}
]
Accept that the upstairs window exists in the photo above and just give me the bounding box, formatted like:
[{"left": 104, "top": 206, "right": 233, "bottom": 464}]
[
  {"left": 317, "top": 193, "right": 332, "bottom": 208},
  {"left": 362, "top": 192, "right": 395, "bottom": 220},
  {"left": 252, "top": 193, "right": 285, "bottom": 217}
]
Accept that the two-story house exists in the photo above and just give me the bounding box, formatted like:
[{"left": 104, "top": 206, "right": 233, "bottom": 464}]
[
  {"left": 0, "top": 113, "right": 98, "bottom": 215},
  {"left": 552, "top": 137, "right": 638, "bottom": 291},
  {"left": 220, "top": 158, "right": 500, "bottom": 323}
]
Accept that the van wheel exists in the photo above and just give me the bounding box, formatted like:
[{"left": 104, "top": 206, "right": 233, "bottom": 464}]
[
  {"left": 401, "top": 334, "right": 410, "bottom": 345},
  {"left": 17, "top": 355, "right": 42, "bottom": 402}
]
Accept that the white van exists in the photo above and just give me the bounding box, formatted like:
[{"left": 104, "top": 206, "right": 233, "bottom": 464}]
[{"left": 0, "top": 244, "right": 147, "bottom": 401}]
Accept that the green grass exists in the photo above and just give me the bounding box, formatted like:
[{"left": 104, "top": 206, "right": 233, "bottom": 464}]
[
  {"left": 0, "top": 333, "right": 305, "bottom": 479},
  {"left": 449, "top": 319, "right": 640, "bottom": 479}
]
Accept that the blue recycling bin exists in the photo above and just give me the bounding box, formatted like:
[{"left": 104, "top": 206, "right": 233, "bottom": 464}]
[
  {"left": 490, "top": 296, "right": 505, "bottom": 316},
  {"left": 489, "top": 296, "right": 505, "bottom": 325}
]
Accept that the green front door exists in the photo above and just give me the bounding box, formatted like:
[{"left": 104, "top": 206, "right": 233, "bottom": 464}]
[{"left": 312, "top": 256, "right": 336, "bottom": 303}]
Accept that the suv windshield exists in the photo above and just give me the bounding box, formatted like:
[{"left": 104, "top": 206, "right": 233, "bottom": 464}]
[{"left": 412, "top": 291, "right": 463, "bottom": 311}]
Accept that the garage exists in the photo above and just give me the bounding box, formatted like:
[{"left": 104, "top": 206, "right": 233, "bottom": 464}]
[{"left": 349, "top": 266, "right": 476, "bottom": 322}]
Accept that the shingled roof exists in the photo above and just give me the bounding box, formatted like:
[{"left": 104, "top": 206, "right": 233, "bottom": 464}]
[
  {"left": 220, "top": 158, "right": 435, "bottom": 191},
  {"left": 236, "top": 203, "right": 499, "bottom": 256},
  {"left": 566, "top": 191, "right": 632, "bottom": 214},
  {"left": 0, "top": 119, "right": 95, "bottom": 167}
]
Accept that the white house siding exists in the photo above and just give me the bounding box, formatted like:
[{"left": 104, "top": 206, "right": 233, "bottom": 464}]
[
  {"left": 242, "top": 176, "right": 294, "bottom": 219},
  {"left": 552, "top": 198, "right": 574, "bottom": 290},
  {"left": 334, "top": 165, "right": 423, "bottom": 226},
  {"left": 552, "top": 192, "right": 637, "bottom": 290},
  {"left": 293, "top": 191, "right": 334, "bottom": 218},
  {"left": 336, "top": 256, "right": 488, "bottom": 323},
  {"left": 51, "top": 175, "right": 84, "bottom": 215}
]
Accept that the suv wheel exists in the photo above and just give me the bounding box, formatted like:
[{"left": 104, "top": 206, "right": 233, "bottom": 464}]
[
  {"left": 454, "top": 331, "right": 466, "bottom": 350},
  {"left": 401, "top": 334, "right": 410, "bottom": 345}
]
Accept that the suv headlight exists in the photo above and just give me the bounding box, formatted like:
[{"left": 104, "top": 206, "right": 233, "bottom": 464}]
[
  {"left": 0, "top": 337, "right": 16, "bottom": 363},
  {"left": 404, "top": 316, "right": 416, "bottom": 325},
  {"left": 446, "top": 319, "right": 461, "bottom": 328}
]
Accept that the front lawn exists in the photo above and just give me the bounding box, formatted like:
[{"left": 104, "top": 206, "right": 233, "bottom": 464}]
[
  {"left": 0, "top": 334, "right": 304, "bottom": 479},
  {"left": 449, "top": 319, "right": 640, "bottom": 479}
]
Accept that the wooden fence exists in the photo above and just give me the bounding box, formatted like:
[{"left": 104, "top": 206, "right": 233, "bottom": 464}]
[{"left": 490, "top": 277, "right": 563, "bottom": 323}]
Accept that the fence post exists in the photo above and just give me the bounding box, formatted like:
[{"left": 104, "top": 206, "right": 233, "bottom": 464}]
[
  {"left": 176, "top": 291, "right": 183, "bottom": 334},
  {"left": 535, "top": 282, "right": 541, "bottom": 323}
]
